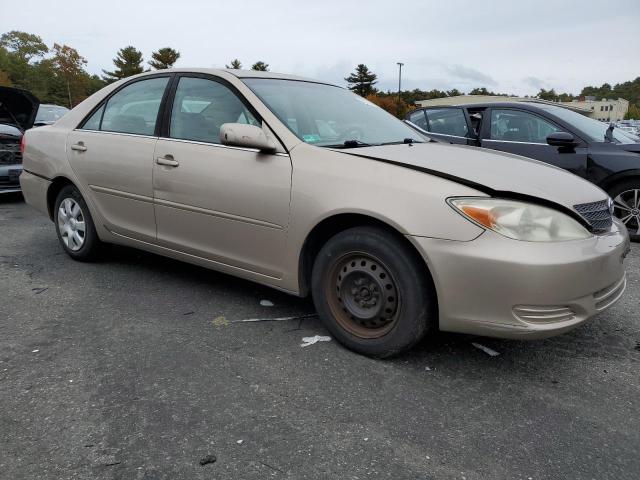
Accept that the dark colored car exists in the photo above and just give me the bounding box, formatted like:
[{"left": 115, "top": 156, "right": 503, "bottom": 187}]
[
  {"left": 406, "top": 102, "right": 640, "bottom": 240},
  {"left": 0, "top": 86, "right": 40, "bottom": 193}
]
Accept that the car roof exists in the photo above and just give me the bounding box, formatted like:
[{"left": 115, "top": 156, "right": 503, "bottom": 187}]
[
  {"left": 136, "top": 67, "right": 337, "bottom": 86},
  {"left": 418, "top": 101, "right": 564, "bottom": 112}
]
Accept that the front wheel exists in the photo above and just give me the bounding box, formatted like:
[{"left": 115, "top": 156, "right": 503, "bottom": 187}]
[
  {"left": 54, "top": 185, "right": 103, "bottom": 261},
  {"left": 609, "top": 180, "right": 640, "bottom": 242},
  {"left": 311, "top": 226, "right": 437, "bottom": 358}
]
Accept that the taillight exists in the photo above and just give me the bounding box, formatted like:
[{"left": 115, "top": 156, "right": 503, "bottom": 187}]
[{"left": 19, "top": 134, "right": 26, "bottom": 155}]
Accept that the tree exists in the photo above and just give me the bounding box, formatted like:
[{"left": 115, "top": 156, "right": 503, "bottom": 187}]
[
  {"left": 0, "top": 69, "right": 11, "bottom": 86},
  {"left": 0, "top": 30, "right": 48, "bottom": 63},
  {"left": 149, "top": 47, "right": 180, "bottom": 70},
  {"left": 446, "top": 88, "right": 463, "bottom": 97},
  {"left": 50, "top": 43, "right": 89, "bottom": 107},
  {"left": 102, "top": 46, "right": 144, "bottom": 82},
  {"left": 366, "top": 94, "right": 411, "bottom": 119},
  {"left": 536, "top": 88, "right": 558, "bottom": 101},
  {"left": 251, "top": 61, "right": 269, "bottom": 71},
  {"left": 625, "top": 104, "right": 640, "bottom": 120},
  {"left": 345, "top": 64, "right": 377, "bottom": 97},
  {"left": 225, "top": 59, "right": 242, "bottom": 69}
]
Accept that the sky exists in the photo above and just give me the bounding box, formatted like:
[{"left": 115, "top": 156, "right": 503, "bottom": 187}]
[{"left": 2, "top": 0, "right": 639, "bottom": 96}]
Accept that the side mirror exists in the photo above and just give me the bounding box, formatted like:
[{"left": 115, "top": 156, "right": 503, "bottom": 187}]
[
  {"left": 547, "top": 131, "right": 578, "bottom": 148},
  {"left": 219, "top": 123, "right": 276, "bottom": 153}
]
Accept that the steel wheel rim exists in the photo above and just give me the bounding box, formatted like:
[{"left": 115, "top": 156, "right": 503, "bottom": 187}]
[
  {"left": 613, "top": 189, "right": 640, "bottom": 235},
  {"left": 57, "top": 198, "right": 86, "bottom": 251},
  {"left": 326, "top": 252, "right": 401, "bottom": 339}
]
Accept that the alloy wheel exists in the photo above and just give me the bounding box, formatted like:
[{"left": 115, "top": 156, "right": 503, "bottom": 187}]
[
  {"left": 325, "top": 252, "right": 401, "bottom": 339},
  {"left": 57, "top": 197, "right": 86, "bottom": 251},
  {"left": 613, "top": 189, "right": 640, "bottom": 236}
]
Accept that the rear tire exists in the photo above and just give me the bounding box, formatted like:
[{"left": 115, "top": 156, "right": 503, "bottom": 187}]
[
  {"left": 609, "top": 179, "right": 640, "bottom": 242},
  {"left": 311, "top": 226, "right": 437, "bottom": 358},
  {"left": 54, "top": 185, "right": 103, "bottom": 261}
]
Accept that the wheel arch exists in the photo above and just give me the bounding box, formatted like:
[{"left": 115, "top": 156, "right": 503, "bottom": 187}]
[
  {"left": 598, "top": 170, "right": 640, "bottom": 193},
  {"left": 46, "top": 176, "right": 77, "bottom": 220},
  {"left": 297, "top": 212, "right": 436, "bottom": 298}
]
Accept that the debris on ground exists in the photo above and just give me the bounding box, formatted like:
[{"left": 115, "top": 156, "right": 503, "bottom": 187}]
[
  {"left": 424, "top": 366, "right": 433, "bottom": 371},
  {"left": 236, "top": 439, "right": 244, "bottom": 445},
  {"left": 471, "top": 342, "right": 500, "bottom": 357},
  {"left": 32, "top": 349, "right": 39, "bottom": 353},
  {"left": 199, "top": 454, "right": 217, "bottom": 466},
  {"left": 31, "top": 287, "right": 48, "bottom": 295},
  {"left": 211, "top": 316, "right": 228, "bottom": 328},
  {"left": 232, "top": 313, "right": 317, "bottom": 323},
  {"left": 300, "top": 335, "right": 332, "bottom": 347},
  {"left": 259, "top": 299, "right": 274, "bottom": 307}
]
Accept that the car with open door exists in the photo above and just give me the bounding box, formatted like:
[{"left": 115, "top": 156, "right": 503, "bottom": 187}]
[
  {"left": 0, "top": 86, "right": 40, "bottom": 193},
  {"left": 19, "top": 69, "right": 629, "bottom": 357},
  {"left": 407, "top": 102, "right": 640, "bottom": 240}
]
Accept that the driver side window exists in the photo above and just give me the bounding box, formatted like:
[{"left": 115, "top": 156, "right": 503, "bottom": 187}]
[
  {"left": 490, "top": 109, "right": 562, "bottom": 144},
  {"left": 169, "top": 77, "right": 260, "bottom": 144}
]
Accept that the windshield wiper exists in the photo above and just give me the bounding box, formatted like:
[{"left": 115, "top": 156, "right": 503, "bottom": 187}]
[
  {"left": 378, "top": 138, "right": 424, "bottom": 146},
  {"left": 322, "top": 139, "right": 373, "bottom": 149}
]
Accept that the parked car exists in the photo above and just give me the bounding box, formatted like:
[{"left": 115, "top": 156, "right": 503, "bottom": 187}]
[
  {"left": 0, "top": 86, "right": 39, "bottom": 193},
  {"left": 34, "top": 104, "right": 70, "bottom": 126},
  {"left": 20, "top": 69, "right": 629, "bottom": 357},
  {"left": 406, "top": 102, "right": 640, "bottom": 240}
]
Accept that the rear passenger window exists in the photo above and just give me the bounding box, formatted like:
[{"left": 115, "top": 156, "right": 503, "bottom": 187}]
[
  {"left": 169, "top": 77, "right": 259, "bottom": 144},
  {"left": 408, "top": 110, "right": 428, "bottom": 129},
  {"left": 99, "top": 77, "right": 169, "bottom": 135},
  {"left": 424, "top": 108, "right": 469, "bottom": 137}
]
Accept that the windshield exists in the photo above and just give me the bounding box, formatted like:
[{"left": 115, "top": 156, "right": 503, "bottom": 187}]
[
  {"left": 243, "top": 79, "right": 424, "bottom": 147},
  {"left": 538, "top": 105, "right": 637, "bottom": 144},
  {"left": 35, "top": 105, "right": 70, "bottom": 123}
]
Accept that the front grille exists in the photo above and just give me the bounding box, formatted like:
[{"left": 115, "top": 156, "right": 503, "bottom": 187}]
[
  {"left": 0, "top": 143, "right": 22, "bottom": 165},
  {"left": 574, "top": 199, "right": 613, "bottom": 232}
]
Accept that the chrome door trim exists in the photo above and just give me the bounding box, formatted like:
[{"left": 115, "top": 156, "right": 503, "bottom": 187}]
[{"left": 483, "top": 139, "right": 548, "bottom": 146}]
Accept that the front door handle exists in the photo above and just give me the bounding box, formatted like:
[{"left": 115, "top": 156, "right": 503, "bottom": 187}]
[
  {"left": 70, "top": 142, "right": 87, "bottom": 152},
  {"left": 156, "top": 155, "right": 179, "bottom": 167}
]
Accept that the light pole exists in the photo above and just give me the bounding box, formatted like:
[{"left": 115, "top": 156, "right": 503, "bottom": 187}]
[{"left": 397, "top": 62, "right": 404, "bottom": 104}]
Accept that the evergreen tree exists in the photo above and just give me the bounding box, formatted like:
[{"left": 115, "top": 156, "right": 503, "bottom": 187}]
[
  {"left": 345, "top": 64, "right": 377, "bottom": 96},
  {"left": 102, "top": 46, "right": 144, "bottom": 82},
  {"left": 149, "top": 47, "right": 180, "bottom": 70},
  {"left": 251, "top": 61, "right": 269, "bottom": 71},
  {"left": 225, "top": 59, "right": 242, "bottom": 69}
]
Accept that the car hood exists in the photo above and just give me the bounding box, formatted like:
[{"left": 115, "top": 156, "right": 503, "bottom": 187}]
[
  {"left": 619, "top": 143, "right": 640, "bottom": 153},
  {"left": 340, "top": 143, "right": 607, "bottom": 208},
  {"left": 0, "top": 86, "right": 40, "bottom": 131}
]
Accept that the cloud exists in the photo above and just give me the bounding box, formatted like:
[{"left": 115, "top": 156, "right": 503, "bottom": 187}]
[
  {"left": 523, "top": 76, "right": 547, "bottom": 89},
  {"left": 444, "top": 65, "right": 497, "bottom": 86}
]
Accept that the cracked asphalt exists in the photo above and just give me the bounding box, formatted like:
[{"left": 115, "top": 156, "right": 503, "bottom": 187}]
[{"left": 1, "top": 193, "right": 639, "bottom": 480}]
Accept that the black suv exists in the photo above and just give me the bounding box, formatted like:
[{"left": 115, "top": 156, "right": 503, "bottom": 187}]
[{"left": 406, "top": 102, "right": 640, "bottom": 240}]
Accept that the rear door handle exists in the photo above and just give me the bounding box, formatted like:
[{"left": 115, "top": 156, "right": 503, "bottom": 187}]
[
  {"left": 70, "top": 142, "right": 87, "bottom": 152},
  {"left": 156, "top": 155, "right": 179, "bottom": 167}
]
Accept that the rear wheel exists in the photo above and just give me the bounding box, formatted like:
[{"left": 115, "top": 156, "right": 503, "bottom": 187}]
[
  {"left": 311, "top": 226, "right": 437, "bottom": 358},
  {"left": 609, "top": 179, "right": 640, "bottom": 242},
  {"left": 54, "top": 185, "right": 103, "bottom": 261}
]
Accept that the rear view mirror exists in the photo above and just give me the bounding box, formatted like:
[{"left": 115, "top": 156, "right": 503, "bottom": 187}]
[
  {"left": 547, "top": 131, "right": 578, "bottom": 148},
  {"left": 219, "top": 123, "right": 276, "bottom": 153}
]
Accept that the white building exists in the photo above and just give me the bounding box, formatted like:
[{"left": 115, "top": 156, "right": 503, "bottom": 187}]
[{"left": 561, "top": 97, "right": 629, "bottom": 122}]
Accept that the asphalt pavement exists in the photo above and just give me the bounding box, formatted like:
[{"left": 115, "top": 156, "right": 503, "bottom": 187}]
[{"left": 1, "top": 193, "right": 639, "bottom": 480}]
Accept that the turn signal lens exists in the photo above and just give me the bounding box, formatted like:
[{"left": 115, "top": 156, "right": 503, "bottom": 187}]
[{"left": 449, "top": 198, "right": 592, "bottom": 242}]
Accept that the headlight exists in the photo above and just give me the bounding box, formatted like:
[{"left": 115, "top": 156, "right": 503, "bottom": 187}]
[{"left": 448, "top": 198, "right": 592, "bottom": 242}]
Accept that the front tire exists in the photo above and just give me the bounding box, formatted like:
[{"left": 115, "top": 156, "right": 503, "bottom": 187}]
[
  {"left": 609, "top": 179, "right": 640, "bottom": 242},
  {"left": 54, "top": 185, "right": 103, "bottom": 261},
  {"left": 311, "top": 226, "right": 437, "bottom": 358}
]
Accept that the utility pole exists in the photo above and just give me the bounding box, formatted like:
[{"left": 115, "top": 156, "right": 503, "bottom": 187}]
[{"left": 397, "top": 62, "right": 404, "bottom": 104}]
